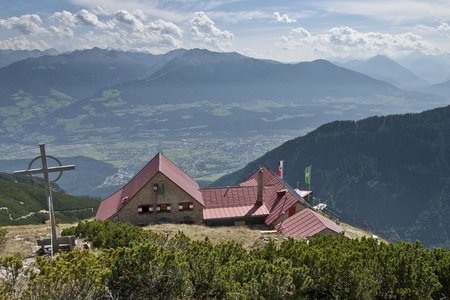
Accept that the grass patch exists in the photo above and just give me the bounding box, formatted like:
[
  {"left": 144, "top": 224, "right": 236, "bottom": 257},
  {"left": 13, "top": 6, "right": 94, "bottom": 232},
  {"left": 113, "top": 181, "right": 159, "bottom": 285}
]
[
  {"left": 0, "top": 223, "right": 73, "bottom": 258},
  {"left": 146, "top": 223, "right": 266, "bottom": 249}
]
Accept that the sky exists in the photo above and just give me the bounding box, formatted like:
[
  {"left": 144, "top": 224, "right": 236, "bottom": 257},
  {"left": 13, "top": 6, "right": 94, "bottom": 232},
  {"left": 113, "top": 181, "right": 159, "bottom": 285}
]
[{"left": 0, "top": 0, "right": 449, "bottom": 62}]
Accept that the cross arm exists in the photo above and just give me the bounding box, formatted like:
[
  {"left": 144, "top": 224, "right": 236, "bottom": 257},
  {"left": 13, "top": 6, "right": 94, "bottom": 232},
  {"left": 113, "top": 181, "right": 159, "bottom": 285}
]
[{"left": 14, "top": 165, "right": 75, "bottom": 176}]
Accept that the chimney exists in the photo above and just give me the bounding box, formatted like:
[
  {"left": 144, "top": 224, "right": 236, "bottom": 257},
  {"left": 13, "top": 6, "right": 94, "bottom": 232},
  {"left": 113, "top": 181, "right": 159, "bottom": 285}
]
[{"left": 256, "top": 168, "right": 263, "bottom": 205}]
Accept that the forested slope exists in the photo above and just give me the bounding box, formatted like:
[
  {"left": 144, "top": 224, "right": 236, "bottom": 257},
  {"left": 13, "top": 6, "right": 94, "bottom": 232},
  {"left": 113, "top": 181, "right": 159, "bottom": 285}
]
[
  {"left": 0, "top": 173, "right": 99, "bottom": 225},
  {"left": 214, "top": 105, "right": 450, "bottom": 247}
]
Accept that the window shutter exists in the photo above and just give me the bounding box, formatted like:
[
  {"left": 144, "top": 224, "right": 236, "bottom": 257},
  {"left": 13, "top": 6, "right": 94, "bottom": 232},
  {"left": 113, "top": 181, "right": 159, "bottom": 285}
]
[
  {"left": 156, "top": 205, "right": 161, "bottom": 212},
  {"left": 138, "top": 205, "right": 143, "bottom": 213},
  {"left": 189, "top": 203, "right": 194, "bottom": 209},
  {"left": 179, "top": 204, "right": 183, "bottom": 210},
  {"left": 167, "top": 204, "right": 171, "bottom": 211},
  {"left": 149, "top": 206, "right": 153, "bottom": 212}
]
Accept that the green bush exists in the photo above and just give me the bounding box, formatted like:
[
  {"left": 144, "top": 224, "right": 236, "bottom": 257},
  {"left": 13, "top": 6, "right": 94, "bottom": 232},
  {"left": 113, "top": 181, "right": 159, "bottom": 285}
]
[
  {"left": 0, "top": 255, "right": 23, "bottom": 298},
  {"left": 102, "top": 242, "right": 191, "bottom": 299},
  {"left": 0, "top": 227, "right": 6, "bottom": 248},
  {"left": 3, "top": 221, "right": 450, "bottom": 299},
  {"left": 23, "top": 249, "right": 110, "bottom": 300},
  {"left": 62, "top": 220, "right": 151, "bottom": 248}
]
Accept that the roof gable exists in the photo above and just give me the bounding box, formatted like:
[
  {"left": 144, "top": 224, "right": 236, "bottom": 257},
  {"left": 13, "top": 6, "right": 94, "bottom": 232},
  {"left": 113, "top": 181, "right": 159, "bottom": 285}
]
[
  {"left": 275, "top": 208, "right": 343, "bottom": 238},
  {"left": 96, "top": 153, "right": 203, "bottom": 220},
  {"left": 123, "top": 153, "right": 203, "bottom": 205},
  {"left": 244, "top": 166, "right": 306, "bottom": 225}
]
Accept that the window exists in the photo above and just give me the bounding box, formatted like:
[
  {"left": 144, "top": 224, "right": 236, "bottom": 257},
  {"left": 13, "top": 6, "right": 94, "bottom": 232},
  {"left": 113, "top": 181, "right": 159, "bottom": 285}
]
[
  {"left": 178, "top": 202, "right": 194, "bottom": 211},
  {"left": 153, "top": 183, "right": 165, "bottom": 193},
  {"left": 156, "top": 203, "right": 171, "bottom": 213},
  {"left": 138, "top": 204, "right": 153, "bottom": 214}
]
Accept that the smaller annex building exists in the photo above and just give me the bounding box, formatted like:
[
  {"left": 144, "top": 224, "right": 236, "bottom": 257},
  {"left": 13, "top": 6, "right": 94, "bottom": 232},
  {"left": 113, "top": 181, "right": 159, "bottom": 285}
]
[{"left": 96, "top": 153, "right": 343, "bottom": 238}]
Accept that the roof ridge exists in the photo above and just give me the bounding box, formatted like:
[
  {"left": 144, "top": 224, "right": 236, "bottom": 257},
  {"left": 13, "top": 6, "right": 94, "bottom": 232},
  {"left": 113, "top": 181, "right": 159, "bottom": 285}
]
[
  {"left": 241, "top": 165, "right": 271, "bottom": 183},
  {"left": 265, "top": 166, "right": 306, "bottom": 205},
  {"left": 204, "top": 203, "right": 268, "bottom": 209},
  {"left": 157, "top": 152, "right": 162, "bottom": 171},
  {"left": 200, "top": 185, "right": 256, "bottom": 191},
  {"left": 310, "top": 208, "right": 334, "bottom": 228}
]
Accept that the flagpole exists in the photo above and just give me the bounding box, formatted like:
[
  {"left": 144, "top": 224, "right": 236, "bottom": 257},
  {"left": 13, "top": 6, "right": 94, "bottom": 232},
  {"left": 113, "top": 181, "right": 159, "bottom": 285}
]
[
  {"left": 309, "top": 164, "right": 312, "bottom": 191},
  {"left": 309, "top": 165, "right": 312, "bottom": 204}
]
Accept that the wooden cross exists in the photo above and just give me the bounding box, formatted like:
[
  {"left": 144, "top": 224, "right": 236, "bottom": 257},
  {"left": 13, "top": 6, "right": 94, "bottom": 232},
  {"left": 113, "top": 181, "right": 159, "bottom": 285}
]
[{"left": 14, "top": 144, "right": 75, "bottom": 256}]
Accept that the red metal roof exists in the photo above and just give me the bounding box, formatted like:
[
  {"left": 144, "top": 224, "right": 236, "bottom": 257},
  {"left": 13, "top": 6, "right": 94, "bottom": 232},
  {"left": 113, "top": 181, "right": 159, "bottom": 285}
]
[
  {"left": 203, "top": 205, "right": 269, "bottom": 220},
  {"left": 95, "top": 189, "right": 123, "bottom": 221},
  {"left": 201, "top": 186, "right": 258, "bottom": 208},
  {"left": 96, "top": 153, "right": 203, "bottom": 220},
  {"left": 200, "top": 166, "right": 306, "bottom": 225},
  {"left": 200, "top": 186, "right": 269, "bottom": 220},
  {"left": 243, "top": 166, "right": 306, "bottom": 226},
  {"left": 239, "top": 178, "right": 257, "bottom": 187},
  {"left": 275, "top": 208, "right": 343, "bottom": 238}
]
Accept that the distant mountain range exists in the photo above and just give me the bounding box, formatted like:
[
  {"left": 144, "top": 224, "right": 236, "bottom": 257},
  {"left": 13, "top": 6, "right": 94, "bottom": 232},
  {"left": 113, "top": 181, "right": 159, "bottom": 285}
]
[
  {"left": 422, "top": 80, "right": 450, "bottom": 98},
  {"left": 0, "top": 172, "right": 99, "bottom": 226},
  {"left": 0, "top": 47, "right": 445, "bottom": 144},
  {"left": 0, "top": 48, "right": 58, "bottom": 68},
  {"left": 337, "top": 55, "right": 427, "bottom": 89},
  {"left": 212, "top": 105, "right": 450, "bottom": 247},
  {"left": 397, "top": 51, "right": 450, "bottom": 85},
  {"left": 0, "top": 47, "right": 183, "bottom": 104}
]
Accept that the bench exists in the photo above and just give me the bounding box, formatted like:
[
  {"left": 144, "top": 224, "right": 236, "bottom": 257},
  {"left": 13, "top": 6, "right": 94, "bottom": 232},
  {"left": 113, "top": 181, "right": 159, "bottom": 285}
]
[{"left": 37, "top": 235, "right": 76, "bottom": 253}]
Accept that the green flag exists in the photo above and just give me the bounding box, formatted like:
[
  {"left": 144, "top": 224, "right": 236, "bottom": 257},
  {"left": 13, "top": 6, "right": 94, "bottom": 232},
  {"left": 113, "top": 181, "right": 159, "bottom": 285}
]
[{"left": 305, "top": 165, "right": 312, "bottom": 186}]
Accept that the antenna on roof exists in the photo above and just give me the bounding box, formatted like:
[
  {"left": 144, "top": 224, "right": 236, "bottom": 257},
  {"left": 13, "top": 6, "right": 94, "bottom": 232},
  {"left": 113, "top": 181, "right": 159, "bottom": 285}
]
[{"left": 223, "top": 187, "right": 230, "bottom": 197}]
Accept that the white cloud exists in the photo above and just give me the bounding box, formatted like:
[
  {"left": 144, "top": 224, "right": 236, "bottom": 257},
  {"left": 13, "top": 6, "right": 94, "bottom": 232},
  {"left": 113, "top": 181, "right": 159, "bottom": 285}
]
[
  {"left": 280, "top": 26, "right": 439, "bottom": 58},
  {"left": 115, "top": 10, "right": 145, "bottom": 31},
  {"left": 273, "top": 12, "right": 296, "bottom": 24},
  {"left": 323, "top": 0, "right": 450, "bottom": 22},
  {"left": 49, "top": 9, "right": 115, "bottom": 29},
  {"left": 48, "top": 26, "right": 74, "bottom": 39},
  {"left": 0, "top": 14, "right": 44, "bottom": 34},
  {"left": 0, "top": 8, "right": 184, "bottom": 53},
  {"left": 49, "top": 11, "right": 78, "bottom": 27},
  {"left": 112, "top": 9, "right": 183, "bottom": 49},
  {"left": 438, "top": 22, "right": 450, "bottom": 32},
  {"left": 0, "top": 36, "right": 50, "bottom": 50},
  {"left": 81, "top": 27, "right": 182, "bottom": 53},
  {"left": 148, "top": 19, "right": 182, "bottom": 38},
  {"left": 291, "top": 27, "right": 311, "bottom": 38},
  {"left": 69, "top": 0, "right": 187, "bottom": 22},
  {"left": 190, "top": 11, "right": 234, "bottom": 50},
  {"left": 114, "top": 9, "right": 183, "bottom": 39},
  {"left": 208, "top": 10, "right": 270, "bottom": 23},
  {"left": 76, "top": 9, "right": 115, "bottom": 29}
]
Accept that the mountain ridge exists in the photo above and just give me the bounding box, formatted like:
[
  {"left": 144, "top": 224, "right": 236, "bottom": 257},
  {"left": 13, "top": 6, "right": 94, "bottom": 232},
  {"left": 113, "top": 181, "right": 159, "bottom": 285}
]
[
  {"left": 337, "top": 55, "right": 427, "bottom": 89},
  {"left": 0, "top": 48, "right": 58, "bottom": 68},
  {"left": 30, "top": 51, "right": 426, "bottom": 145}
]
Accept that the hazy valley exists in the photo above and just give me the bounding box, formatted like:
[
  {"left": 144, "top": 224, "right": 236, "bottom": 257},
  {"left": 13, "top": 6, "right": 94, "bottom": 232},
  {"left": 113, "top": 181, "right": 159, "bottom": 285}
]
[{"left": 1, "top": 48, "right": 449, "bottom": 192}]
